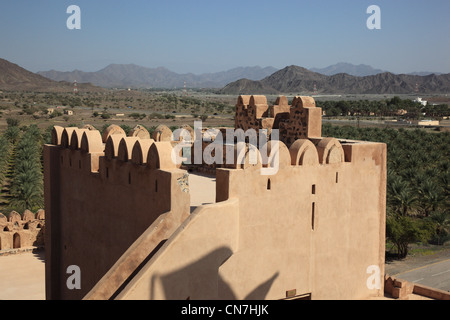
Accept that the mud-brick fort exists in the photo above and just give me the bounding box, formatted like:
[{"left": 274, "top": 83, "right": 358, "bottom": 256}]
[{"left": 44, "top": 95, "right": 387, "bottom": 300}]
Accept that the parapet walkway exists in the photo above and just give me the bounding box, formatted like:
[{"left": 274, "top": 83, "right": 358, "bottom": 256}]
[{"left": 189, "top": 172, "right": 216, "bottom": 213}]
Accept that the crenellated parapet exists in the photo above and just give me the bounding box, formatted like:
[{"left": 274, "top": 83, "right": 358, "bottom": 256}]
[
  {"left": 50, "top": 124, "right": 185, "bottom": 175},
  {"left": 235, "top": 95, "right": 323, "bottom": 147},
  {"left": 44, "top": 124, "right": 192, "bottom": 300}
]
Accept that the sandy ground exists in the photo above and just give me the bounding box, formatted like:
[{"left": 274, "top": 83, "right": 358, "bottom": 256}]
[{"left": 0, "top": 250, "right": 46, "bottom": 300}]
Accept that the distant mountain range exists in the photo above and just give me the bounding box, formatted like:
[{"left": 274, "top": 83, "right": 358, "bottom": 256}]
[
  {"left": 220, "top": 65, "right": 450, "bottom": 95},
  {"left": 1, "top": 58, "right": 448, "bottom": 94},
  {"left": 38, "top": 65, "right": 279, "bottom": 89},
  {"left": 309, "top": 62, "right": 442, "bottom": 77},
  {"left": 0, "top": 58, "right": 103, "bottom": 92},
  {"left": 37, "top": 62, "right": 444, "bottom": 90}
]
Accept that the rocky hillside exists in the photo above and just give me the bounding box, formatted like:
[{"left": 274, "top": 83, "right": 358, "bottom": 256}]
[
  {"left": 221, "top": 65, "right": 450, "bottom": 95},
  {"left": 0, "top": 58, "right": 103, "bottom": 92}
]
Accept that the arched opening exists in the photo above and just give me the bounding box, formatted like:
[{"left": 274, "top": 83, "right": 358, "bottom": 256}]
[
  {"left": 0, "top": 237, "right": 2, "bottom": 250},
  {"left": 267, "top": 179, "right": 271, "bottom": 190},
  {"left": 36, "top": 223, "right": 42, "bottom": 229},
  {"left": 23, "top": 223, "right": 29, "bottom": 230},
  {"left": 3, "top": 226, "right": 9, "bottom": 232},
  {"left": 13, "top": 233, "right": 21, "bottom": 249}
]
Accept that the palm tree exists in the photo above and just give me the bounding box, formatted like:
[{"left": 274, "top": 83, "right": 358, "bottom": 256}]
[
  {"left": 430, "top": 210, "right": 450, "bottom": 245},
  {"left": 418, "top": 180, "right": 444, "bottom": 217},
  {"left": 388, "top": 176, "right": 417, "bottom": 216}
]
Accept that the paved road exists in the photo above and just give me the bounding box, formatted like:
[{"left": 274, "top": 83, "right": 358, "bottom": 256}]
[{"left": 392, "top": 258, "right": 450, "bottom": 292}]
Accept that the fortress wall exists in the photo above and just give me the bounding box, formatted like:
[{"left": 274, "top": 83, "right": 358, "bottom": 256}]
[
  {"left": 212, "top": 139, "right": 386, "bottom": 300},
  {"left": 116, "top": 198, "right": 240, "bottom": 300},
  {"left": 110, "top": 135, "right": 386, "bottom": 300},
  {"left": 44, "top": 125, "right": 190, "bottom": 300},
  {"left": 45, "top": 95, "right": 386, "bottom": 301}
]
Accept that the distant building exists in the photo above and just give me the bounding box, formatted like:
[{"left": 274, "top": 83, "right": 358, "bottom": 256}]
[
  {"left": 64, "top": 110, "right": 74, "bottom": 116},
  {"left": 414, "top": 97, "right": 427, "bottom": 106},
  {"left": 413, "top": 120, "right": 440, "bottom": 126}
]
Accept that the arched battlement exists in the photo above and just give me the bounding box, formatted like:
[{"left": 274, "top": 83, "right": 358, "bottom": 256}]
[
  {"left": 227, "top": 144, "right": 263, "bottom": 170},
  {"left": 249, "top": 95, "right": 268, "bottom": 106},
  {"left": 248, "top": 95, "right": 269, "bottom": 119},
  {"left": 289, "top": 139, "right": 320, "bottom": 166},
  {"left": 274, "top": 96, "right": 289, "bottom": 106},
  {"left": 82, "top": 124, "right": 97, "bottom": 131},
  {"left": 22, "top": 209, "right": 35, "bottom": 222},
  {"left": 291, "top": 96, "right": 316, "bottom": 110},
  {"left": 118, "top": 137, "right": 140, "bottom": 162},
  {"left": 131, "top": 139, "right": 155, "bottom": 165},
  {"left": 152, "top": 125, "right": 173, "bottom": 142},
  {"left": 237, "top": 95, "right": 251, "bottom": 107},
  {"left": 129, "top": 125, "right": 151, "bottom": 140},
  {"left": 313, "top": 138, "right": 345, "bottom": 164},
  {"left": 147, "top": 142, "right": 178, "bottom": 170},
  {"left": 81, "top": 130, "right": 104, "bottom": 154},
  {"left": 102, "top": 125, "right": 126, "bottom": 144},
  {"left": 260, "top": 140, "right": 291, "bottom": 170},
  {"left": 179, "top": 125, "right": 195, "bottom": 142},
  {"left": 202, "top": 128, "right": 221, "bottom": 142},
  {"left": 36, "top": 209, "right": 45, "bottom": 220},
  {"left": 105, "top": 134, "right": 126, "bottom": 160},
  {"left": 70, "top": 129, "right": 89, "bottom": 150},
  {"left": 52, "top": 126, "right": 65, "bottom": 146},
  {"left": 61, "top": 128, "right": 77, "bottom": 149},
  {"left": 8, "top": 211, "right": 21, "bottom": 223}
]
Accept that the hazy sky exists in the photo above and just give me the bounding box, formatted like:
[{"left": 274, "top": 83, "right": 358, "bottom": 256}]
[{"left": 1, "top": 0, "right": 449, "bottom": 74}]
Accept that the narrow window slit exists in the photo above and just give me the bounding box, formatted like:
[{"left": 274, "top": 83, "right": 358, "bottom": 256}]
[{"left": 312, "top": 202, "right": 316, "bottom": 230}]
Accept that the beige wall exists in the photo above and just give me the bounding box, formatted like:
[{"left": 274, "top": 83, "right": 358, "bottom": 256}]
[
  {"left": 115, "top": 139, "right": 386, "bottom": 300},
  {"left": 44, "top": 127, "right": 190, "bottom": 300}
]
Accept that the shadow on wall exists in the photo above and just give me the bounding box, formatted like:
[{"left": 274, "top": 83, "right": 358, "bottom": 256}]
[{"left": 149, "top": 247, "right": 279, "bottom": 300}]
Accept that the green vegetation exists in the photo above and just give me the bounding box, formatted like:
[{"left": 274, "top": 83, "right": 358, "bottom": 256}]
[
  {"left": 323, "top": 124, "right": 450, "bottom": 257},
  {"left": 317, "top": 96, "right": 449, "bottom": 119},
  {"left": 0, "top": 120, "right": 45, "bottom": 213},
  {"left": 8, "top": 124, "right": 44, "bottom": 212}
]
